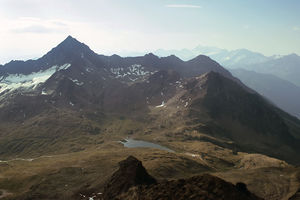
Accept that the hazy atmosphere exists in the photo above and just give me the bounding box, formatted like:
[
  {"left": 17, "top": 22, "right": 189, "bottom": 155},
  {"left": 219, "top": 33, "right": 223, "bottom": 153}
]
[
  {"left": 0, "top": 0, "right": 300, "bottom": 64},
  {"left": 1, "top": 1, "right": 300, "bottom": 200}
]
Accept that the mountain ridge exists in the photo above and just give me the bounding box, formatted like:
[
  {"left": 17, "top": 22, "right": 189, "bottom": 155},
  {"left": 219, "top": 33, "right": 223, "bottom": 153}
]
[
  {"left": 1, "top": 36, "right": 300, "bottom": 200},
  {"left": 231, "top": 68, "right": 300, "bottom": 119},
  {"left": 0, "top": 36, "right": 300, "bottom": 165}
]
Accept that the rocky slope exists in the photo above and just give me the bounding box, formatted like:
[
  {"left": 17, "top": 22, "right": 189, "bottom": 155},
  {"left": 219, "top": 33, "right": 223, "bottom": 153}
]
[
  {"left": 1, "top": 36, "right": 300, "bottom": 200},
  {"left": 102, "top": 156, "right": 157, "bottom": 200},
  {"left": 0, "top": 36, "right": 300, "bottom": 164},
  {"left": 104, "top": 156, "right": 262, "bottom": 200}
]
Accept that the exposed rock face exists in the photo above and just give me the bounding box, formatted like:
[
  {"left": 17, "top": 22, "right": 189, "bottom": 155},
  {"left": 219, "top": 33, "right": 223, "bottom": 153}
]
[
  {"left": 119, "top": 174, "right": 263, "bottom": 200},
  {"left": 102, "top": 156, "right": 157, "bottom": 200},
  {"left": 1, "top": 36, "right": 300, "bottom": 165},
  {"left": 103, "top": 156, "right": 262, "bottom": 200},
  {"left": 186, "top": 71, "right": 300, "bottom": 164}
]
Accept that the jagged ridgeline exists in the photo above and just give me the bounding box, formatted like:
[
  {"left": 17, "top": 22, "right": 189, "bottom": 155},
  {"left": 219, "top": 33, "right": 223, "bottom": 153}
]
[{"left": 0, "top": 36, "right": 300, "bottom": 166}]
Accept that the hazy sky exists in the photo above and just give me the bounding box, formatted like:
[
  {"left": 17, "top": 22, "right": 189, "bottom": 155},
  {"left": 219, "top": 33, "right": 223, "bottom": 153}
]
[{"left": 0, "top": 0, "right": 300, "bottom": 64}]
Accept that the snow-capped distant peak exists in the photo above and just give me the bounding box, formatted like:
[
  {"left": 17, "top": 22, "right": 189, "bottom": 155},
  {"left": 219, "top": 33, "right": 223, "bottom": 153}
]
[{"left": 0, "top": 63, "right": 71, "bottom": 94}]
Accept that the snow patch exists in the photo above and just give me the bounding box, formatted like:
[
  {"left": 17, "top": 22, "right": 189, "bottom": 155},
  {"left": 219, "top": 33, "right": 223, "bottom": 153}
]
[
  {"left": 176, "top": 81, "right": 184, "bottom": 88},
  {"left": 69, "top": 78, "right": 84, "bottom": 86},
  {"left": 41, "top": 90, "right": 48, "bottom": 95},
  {"left": 129, "top": 64, "right": 148, "bottom": 76},
  {"left": 185, "top": 153, "right": 201, "bottom": 159},
  {"left": 86, "top": 68, "right": 92, "bottom": 73},
  {"left": 129, "top": 77, "right": 138, "bottom": 81},
  {"left": 0, "top": 63, "right": 71, "bottom": 94},
  {"left": 156, "top": 101, "right": 165, "bottom": 108},
  {"left": 110, "top": 64, "right": 151, "bottom": 80}
]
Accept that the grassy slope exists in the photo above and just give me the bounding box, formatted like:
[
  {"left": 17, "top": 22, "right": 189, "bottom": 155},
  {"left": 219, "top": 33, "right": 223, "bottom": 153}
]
[
  {"left": 0, "top": 137, "right": 299, "bottom": 200},
  {"left": 1, "top": 73, "right": 300, "bottom": 199}
]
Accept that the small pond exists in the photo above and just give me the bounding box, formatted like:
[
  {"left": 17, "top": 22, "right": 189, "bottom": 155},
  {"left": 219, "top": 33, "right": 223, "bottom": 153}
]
[{"left": 120, "top": 139, "right": 174, "bottom": 153}]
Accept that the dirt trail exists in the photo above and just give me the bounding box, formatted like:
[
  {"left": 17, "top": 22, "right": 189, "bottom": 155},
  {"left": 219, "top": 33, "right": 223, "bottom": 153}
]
[{"left": 0, "top": 155, "right": 53, "bottom": 163}]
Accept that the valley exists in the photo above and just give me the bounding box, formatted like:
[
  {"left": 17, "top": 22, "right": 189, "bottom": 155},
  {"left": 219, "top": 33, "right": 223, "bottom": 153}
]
[
  {"left": 0, "top": 36, "right": 300, "bottom": 199},
  {"left": 0, "top": 129, "right": 299, "bottom": 200}
]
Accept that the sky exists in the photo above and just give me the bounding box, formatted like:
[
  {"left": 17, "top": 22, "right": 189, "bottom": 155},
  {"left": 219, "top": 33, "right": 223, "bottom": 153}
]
[{"left": 0, "top": 0, "right": 300, "bottom": 64}]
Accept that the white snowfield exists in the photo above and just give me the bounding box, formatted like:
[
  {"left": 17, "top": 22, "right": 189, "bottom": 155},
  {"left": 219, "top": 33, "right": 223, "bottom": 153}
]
[
  {"left": 110, "top": 64, "right": 152, "bottom": 79},
  {"left": 0, "top": 63, "right": 71, "bottom": 94}
]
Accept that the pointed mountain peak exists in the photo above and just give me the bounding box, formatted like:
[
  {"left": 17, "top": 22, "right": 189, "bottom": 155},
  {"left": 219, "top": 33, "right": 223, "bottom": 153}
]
[
  {"left": 185, "top": 71, "right": 240, "bottom": 93},
  {"left": 189, "top": 54, "right": 214, "bottom": 62},
  {"left": 144, "top": 53, "right": 159, "bottom": 59},
  {"left": 187, "top": 54, "right": 223, "bottom": 68},
  {"left": 65, "top": 35, "right": 76, "bottom": 40},
  {"left": 164, "top": 54, "right": 183, "bottom": 62},
  {"left": 42, "top": 35, "right": 97, "bottom": 64},
  {"left": 103, "top": 156, "right": 156, "bottom": 199},
  {"left": 142, "top": 53, "right": 160, "bottom": 66},
  {"left": 187, "top": 55, "right": 228, "bottom": 74},
  {"left": 59, "top": 35, "right": 81, "bottom": 46},
  {"left": 200, "top": 71, "right": 249, "bottom": 91},
  {"left": 57, "top": 35, "right": 88, "bottom": 50}
]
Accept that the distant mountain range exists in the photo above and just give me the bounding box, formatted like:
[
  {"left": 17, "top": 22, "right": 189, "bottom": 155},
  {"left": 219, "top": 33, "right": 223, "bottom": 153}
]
[
  {"left": 153, "top": 46, "right": 272, "bottom": 67},
  {"left": 1, "top": 36, "right": 300, "bottom": 200},
  {"left": 230, "top": 69, "right": 300, "bottom": 119},
  {"left": 0, "top": 36, "right": 300, "bottom": 165},
  {"left": 122, "top": 46, "right": 300, "bottom": 86},
  {"left": 239, "top": 53, "right": 300, "bottom": 87},
  {"left": 138, "top": 46, "right": 300, "bottom": 119},
  {"left": 153, "top": 46, "right": 299, "bottom": 70}
]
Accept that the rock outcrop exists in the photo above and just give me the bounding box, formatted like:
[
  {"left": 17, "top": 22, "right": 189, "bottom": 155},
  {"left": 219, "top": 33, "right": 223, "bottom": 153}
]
[
  {"left": 102, "top": 156, "right": 157, "bottom": 200},
  {"left": 103, "top": 156, "right": 262, "bottom": 200}
]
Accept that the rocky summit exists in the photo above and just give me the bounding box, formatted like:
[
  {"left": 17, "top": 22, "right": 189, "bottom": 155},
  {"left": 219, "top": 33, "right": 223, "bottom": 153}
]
[
  {"left": 104, "top": 156, "right": 262, "bottom": 200},
  {"left": 103, "top": 156, "right": 157, "bottom": 200},
  {"left": 0, "top": 36, "right": 300, "bottom": 200}
]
